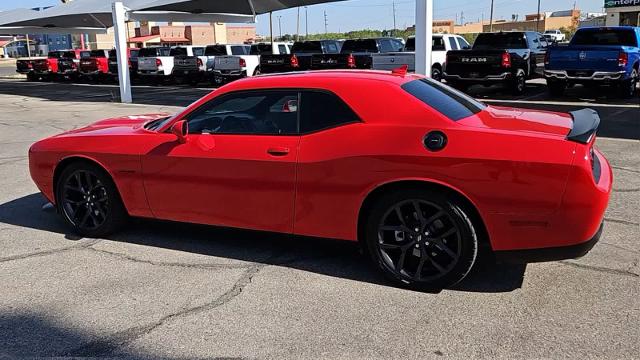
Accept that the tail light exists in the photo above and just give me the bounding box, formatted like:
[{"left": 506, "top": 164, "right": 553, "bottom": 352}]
[
  {"left": 291, "top": 55, "right": 299, "bottom": 68},
  {"left": 501, "top": 52, "right": 511, "bottom": 68},
  {"left": 618, "top": 52, "right": 628, "bottom": 67},
  {"left": 128, "top": 59, "right": 132, "bottom": 67},
  {"left": 347, "top": 54, "right": 356, "bottom": 68},
  {"left": 239, "top": 58, "right": 246, "bottom": 67},
  {"left": 155, "top": 58, "right": 162, "bottom": 67},
  {"left": 27, "top": 62, "right": 33, "bottom": 69},
  {"left": 544, "top": 52, "right": 550, "bottom": 66},
  {"left": 197, "top": 58, "right": 203, "bottom": 67}
]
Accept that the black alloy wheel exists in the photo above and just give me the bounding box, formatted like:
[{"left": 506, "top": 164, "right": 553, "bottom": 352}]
[
  {"left": 56, "top": 162, "right": 127, "bottom": 237},
  {"left": 364, "top": 189, "right": 478, "bottom": 290},
  {"left": 511, "top": 69, "right": 526, "bottom": 95},
  {"left": 619, "top": 68, "right": 638, "bottom": 98},
  {"left": 431, "top": 67, "right": 442, "bottom": 82}
]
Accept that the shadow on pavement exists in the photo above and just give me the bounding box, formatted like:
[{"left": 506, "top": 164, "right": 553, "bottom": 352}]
[{"left": 1, "top": 193, "right": 526, "bottom": 294}]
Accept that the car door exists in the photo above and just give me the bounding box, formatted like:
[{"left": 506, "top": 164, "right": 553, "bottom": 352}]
[{"left": 142, "top": 90, "right": 301, "bottom": 233}]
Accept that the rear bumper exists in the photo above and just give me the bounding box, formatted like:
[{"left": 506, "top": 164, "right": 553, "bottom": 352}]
[
  {"left": 138, "top": 70, "right": 166, "bottom": 76},
  {"left": 495, "top": 222, "right": 603, "bottom": 263},
  {"left": 544, "top": 70, "right": 626, "bottom": 81},
  {"left": 173, "top": 69, "right": 201, "bottom": 77},
  {"left": 16, "top": 69, "right": 32, "bottom": 74},
  {"left": 444, "top": 72, "right": 512, "bottom": 82}
]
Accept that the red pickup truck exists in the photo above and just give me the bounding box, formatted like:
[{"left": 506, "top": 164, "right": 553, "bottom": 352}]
[
  {"left": 32, "top": 51, "right": 69, "bottom": 80},
  {"left": 56, "top": 50, "right": 90, "bottom": 80},
  {"left": 79, "top": 49, "right": 110, "bottom": 81}
]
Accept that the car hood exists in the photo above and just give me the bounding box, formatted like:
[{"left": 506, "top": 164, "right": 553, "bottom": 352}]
[
  {"left": 59, "top": 114, "right": 170, "bottom": 137},
  {"left": 458, "top": 106, "right": 573, "bottom": 137}
]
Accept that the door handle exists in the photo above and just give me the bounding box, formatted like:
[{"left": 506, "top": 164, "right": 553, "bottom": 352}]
[{"left": 267, "top": 147, "right": 290, "bottom": 156}]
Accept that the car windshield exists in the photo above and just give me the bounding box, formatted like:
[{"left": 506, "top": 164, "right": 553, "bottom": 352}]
[
  {"left": 205, "top": 45, "right": 227, "bottom": 56},
  {"left": 89, "top": 50, "right": 107, "bottom": 58},
  {"left": 473, "top": 33, "right": 527, "bottom": 49},
  {"left": 402, "top": 79, "right": 486, "bottom": 121},
  {"left": 292, "top": 41, "right": 322, "bottom": 53},
  {"left": 341, "top": 39, "right": 378, "bottom": 53},
  {"left": 144, "top": 114, "right": 179, "bottom": 131},
  {"left": 571, "top": 29, "right": 638, "bottom": 46}
]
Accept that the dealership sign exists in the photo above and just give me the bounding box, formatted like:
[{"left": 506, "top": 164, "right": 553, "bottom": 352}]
[{"left": 605, "top": 0, "right": 640, "bottom": 8}]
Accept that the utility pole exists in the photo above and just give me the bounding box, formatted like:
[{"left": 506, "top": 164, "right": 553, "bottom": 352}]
[
  {"left": 269, "top": 12, "right": 273, "bottom": 44},
  {"left": 536, "top": 0, "right": 541, "bottom": 32},
  {"left": 461, "top": 11, "right": 464, "bottom": 25},
  {"left": 296, "top": 7, "right": 300, "bottom": 41},
  {"left": 25, "top": 34, "right": 31, "bottom": 58},
  {"left": 392, "top": 1, "right": 397, "bottom": 36},
  {"left": 305, "top": 6, "right": 309, "bottom": 38},
  {"left": 324, "top": 10, "right": 328, "bottom": 34},
  {"left": 489, "top": 0, "right": 495, "bottom": 32},
  {"left": 277, "top": 16, "right": 282, "bottom": 40}
]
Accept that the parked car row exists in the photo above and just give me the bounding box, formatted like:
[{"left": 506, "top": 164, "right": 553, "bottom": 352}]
[{"left": 15, "top": 27, "right": 639, "bottom": 98}]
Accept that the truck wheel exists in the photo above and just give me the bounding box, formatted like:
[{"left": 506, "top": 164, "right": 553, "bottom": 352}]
[
  {"left": 431, "top": 67, "right": 442, "bottom": 82},
  {"left": 510, "top": 69, "right": 526, "bottom": 95},
  {"left": 618, "top": 68, "right": 638, "bottom": 98},
  {"left": 547, "top": 79, "right": 567, "bottom": 96},
  {"left": 253, "top": 68, "right": 261, "bottom": 76}
]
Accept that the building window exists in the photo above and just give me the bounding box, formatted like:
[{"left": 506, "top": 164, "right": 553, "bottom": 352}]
[{"left": 620, "top": 11, "right": 639, "bottom": 26}]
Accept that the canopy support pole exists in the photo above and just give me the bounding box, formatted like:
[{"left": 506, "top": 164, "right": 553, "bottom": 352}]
[
  {"left": 415, "top": 0, "right": 433, "bottom": 77},
  {"left": 112, "top": 1, "right": 132, "bottom": 103}
]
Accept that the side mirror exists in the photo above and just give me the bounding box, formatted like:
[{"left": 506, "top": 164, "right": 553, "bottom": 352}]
[{"left": 171, "top": 120, "right": 188, "bottom": 143}]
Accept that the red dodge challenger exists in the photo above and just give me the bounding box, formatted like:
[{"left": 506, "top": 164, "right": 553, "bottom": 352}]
[{"left": 29, "top": 70, "right": 612, "bottom": 289}]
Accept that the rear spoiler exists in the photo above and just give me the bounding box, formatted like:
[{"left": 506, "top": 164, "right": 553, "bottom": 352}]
[{"left": 567, "top": 108, "right": 600, "bottom": 144}]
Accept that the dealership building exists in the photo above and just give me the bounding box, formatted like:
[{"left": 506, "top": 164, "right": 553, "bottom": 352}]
[{"left": 605, "top": 0, "right": 640, "bottom": 26}]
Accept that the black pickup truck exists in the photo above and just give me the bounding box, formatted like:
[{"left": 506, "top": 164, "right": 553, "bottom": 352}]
[
  {"left": 260, "top": 40, "right": 342, "bottom": 73},
  {"left": 444, "top": 31, "right": 548, "bottom": 94},
  {"left": 311, "top": 38, "right": 404, "bottom": 70}
]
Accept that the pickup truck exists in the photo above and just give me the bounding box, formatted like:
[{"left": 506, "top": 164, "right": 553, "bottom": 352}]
[
  {"left": 16, "top": 57, "right": 45, "bottom": 81},
  {"left": 311, "top": 38, "right": 404, "bottom": 70},
  {"left": 32, "top": 51, "right": 70, "bottom": 81},
  {"left": 250, "top": 42, "right": 291, "bottom": 56},
  {"left": 259, "top": 40, "right": 342, "bottom": 73},
  {"left": 79, "top": 49, "right": 110, "bottom": 82},
  {"left": 108, "top": 48, "right": 139, "bottom": 80},
  {"left": 444, "top": 31, "right": 548, "bottom": 94},
  {"left": 137, "top": 47, "right": 172, "bottom": 82},
  {"left": 205, "top": 44, "right": 261, "bottom": 85},
  {"left": 58, "top": 50, "right": 90, "bottom": 81},
  {"left": 170, "top": 46, "right": 207, "bottom": 85},
  {"left": 371, "top": 34, "right": 471, "bottom": 80},
  {"left": 544, "top": 26, "right": 640, "bottom": 98},
  {"left": 543, "top": 29, "right": 566, "bottom": 43}
]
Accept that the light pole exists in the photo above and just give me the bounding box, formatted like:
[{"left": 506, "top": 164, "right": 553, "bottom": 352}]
[
  {"left": 489, "top": 0, "right": 494, "bottom": 32},
  {"left": 277, "top": 16, "right": 282, "bottom": 40},
  {"left": 305, "top": 6, "right": 309, "bottom": 38},
  {"left": 296, "top": 7, "right": 300, "bottom": 41},
  {"left": 536, "top": 0, "right": 541, "bottom": 32}
]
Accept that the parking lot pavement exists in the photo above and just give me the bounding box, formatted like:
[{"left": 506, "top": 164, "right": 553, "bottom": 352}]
[{"left": 0, "top": 80, "right": 638, "bottom": 359}]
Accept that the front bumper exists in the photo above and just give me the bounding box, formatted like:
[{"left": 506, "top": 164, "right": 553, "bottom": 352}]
[
  {"left": 444, "top": 72, "right": 512, "bottom": 82},
  {"left": 495, "top": 222, "right": 603, "bottom": 263},
  {"left": 544, "top": 70, "right": 626, "bottom": 81}
]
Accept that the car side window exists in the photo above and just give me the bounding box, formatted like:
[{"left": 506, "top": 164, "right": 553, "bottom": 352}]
[
  {"left": 300, "top": 91, "right": 360, "bottom": 133},
  {"left": 538, "top": 35, "right": 548, "bottom": 48},
  {"left": 447, "top": 37, "right": 459, "bottom": 50},
  {"left": 457, "top": 37, "right": 470, "bottom": 49},
  {"left": 185, "top": 91, "right": 299, "bottom": 135}
]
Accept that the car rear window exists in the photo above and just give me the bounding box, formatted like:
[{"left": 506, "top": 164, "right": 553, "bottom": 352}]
[
  {"left": 251, "top": 44, "right": 273, "bottom": 55},
  {"left": 341, "top": 39, "right": 378, "bottom": 53},
  {"left": 139, "top": 47, "right": 169, "bottom": 57},
  {"left": 292, "top": 41, "right": 322, "bottom": 53},
  {"left": 89, "top": 50, "right": 107, "bottom": 58},
  {"left": 205, "top": 45, "right": 227, "bottom": 56},
  {"left": 170, "top": 47, "right": 188, "bottom": 56},
  {"left": 571, "top": 28, "right": 638, "bottom": 47},
  {"left": 62, "top": 51, "right": 77, "bottom": 58},
  {"left": 230, "top": 46, "right": 249, "bottom": 55},
  {"left": 80, "top": 51, "right": 91, "bottom": 59},
  {"left": 402, "top": 79, "right": 486, "bottom": 121},
  {"left": 473, "top": 33, "right": 527, "bottom": 49},
  {"left": 403, "top": 37, "right": 445, "bottom": 51}
]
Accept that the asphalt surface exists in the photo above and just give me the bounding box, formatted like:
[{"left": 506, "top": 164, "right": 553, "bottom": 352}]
[{"left": 0, "top": 78, "right": 638, "bottom": 359}]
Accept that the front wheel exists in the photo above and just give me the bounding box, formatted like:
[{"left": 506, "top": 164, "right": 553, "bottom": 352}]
[
  {"left": 55, "top": 162, "right": 127, "bottom": 237},
  {"left": 363, "top": 189, "right": 478, "bottom": 290}
]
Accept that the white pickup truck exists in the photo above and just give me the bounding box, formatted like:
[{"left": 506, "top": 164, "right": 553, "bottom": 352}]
[
  {"left": 170, "top": 46, "right": 207, "bottom": 85},
  {"left": 543, "top": 29, "right": 566, "bottom": 43},
  {"left": 371, "top": 34, "right": 471, "bottom": 81},
  {"left": 203, "top": 44, "right": 261, "bottom": 85},
  {"left": 137, "top": 47, "right": 173, "bottom": 82}
]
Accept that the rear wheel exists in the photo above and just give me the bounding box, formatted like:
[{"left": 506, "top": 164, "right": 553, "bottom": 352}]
[
  {"left": 431, "top": 66, "right": 442, "bottom": 82},
  {"left": 547, "top": 79, "right": 567, "bottom": 96},
  {"left": 55, "top": 162, "right": 127, "bottom": 237},
  {"left": 363, "top": 189, "right": 478, "bottom": 290},
  {"left": 618, "top": 68, "right": 638, "bottom": 98},
  {"left": 510, "top": 69, "right": 526, "bottom": 95}
]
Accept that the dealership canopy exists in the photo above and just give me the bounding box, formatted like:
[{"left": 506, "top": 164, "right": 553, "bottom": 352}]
[{"left": 0, "top": 0, "right": 434, "bottom": 104}]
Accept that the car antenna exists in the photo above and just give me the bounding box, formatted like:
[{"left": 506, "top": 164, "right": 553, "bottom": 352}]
[{"left": 392, "top": 65, "right": 408, "bottom": 77}]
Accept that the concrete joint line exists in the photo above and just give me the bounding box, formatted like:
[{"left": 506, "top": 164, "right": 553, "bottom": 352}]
[
  {"left": 605, "top": 218, "right": 640, "bottom": 227},
  {"left": 559, "top": 260, "right": 639, "bottom": 278},
  {"left": 0, "top": 239, "right": 102, "bottom": 264}
]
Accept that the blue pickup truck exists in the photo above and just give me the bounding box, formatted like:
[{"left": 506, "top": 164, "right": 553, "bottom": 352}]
[{"left": 544, "top": 26, "right": 639, "bottom": 98}]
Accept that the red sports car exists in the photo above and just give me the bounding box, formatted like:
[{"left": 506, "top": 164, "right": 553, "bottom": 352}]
[{"left": 29, "top": 70, "right": 612, "bottom": 289}]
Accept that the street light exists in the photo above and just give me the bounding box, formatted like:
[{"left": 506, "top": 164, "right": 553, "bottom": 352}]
[{"left": 277, "top": 15, "right": 282, "bottom": 40}]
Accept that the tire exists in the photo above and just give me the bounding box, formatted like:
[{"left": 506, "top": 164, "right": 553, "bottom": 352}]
[
  {"left": 431, "top": 66, "right": 442, "bottom": 82},
  {"left": 253, "top": 67, "right": 261, "bottom": 76},
  {"left": 55, "top": 162, "right": 127, "bottom": 237},
  {"left": 510, "top": 69, "right": 526, "bottom": 95},
  {"left": 618, "top": 68, "right": 638, "bottom": 99},
  {"left": 547, "top": 79, "right": 567, "bottom": 96},
  {"left": 363, "top": 188, "right": 478, "bottom": 290}
]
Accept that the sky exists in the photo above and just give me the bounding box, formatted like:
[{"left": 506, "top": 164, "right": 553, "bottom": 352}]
[{"left": 0, "top": 0, "right": 608, "bottom": 36}]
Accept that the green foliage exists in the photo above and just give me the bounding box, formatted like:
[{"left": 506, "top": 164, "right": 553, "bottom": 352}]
[{"left": 274, "top": 28, "right": 416, "bottom": 42}]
